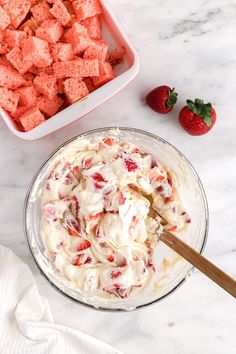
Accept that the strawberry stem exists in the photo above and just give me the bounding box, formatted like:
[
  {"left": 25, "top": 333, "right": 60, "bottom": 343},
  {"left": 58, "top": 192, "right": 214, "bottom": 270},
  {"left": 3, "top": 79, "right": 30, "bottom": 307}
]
[
  {"left": 187, "top": 98, "right": 213, "bottom": 127},
  {"left": 166, "top": 88, "right": 178, "bottom": 108}
]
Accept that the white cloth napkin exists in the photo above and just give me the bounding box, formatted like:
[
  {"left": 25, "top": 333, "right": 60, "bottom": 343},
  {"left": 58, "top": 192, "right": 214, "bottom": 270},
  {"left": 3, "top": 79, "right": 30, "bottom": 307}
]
[{"left": 0, "top": 246, "right": 122, "bottom": 354}]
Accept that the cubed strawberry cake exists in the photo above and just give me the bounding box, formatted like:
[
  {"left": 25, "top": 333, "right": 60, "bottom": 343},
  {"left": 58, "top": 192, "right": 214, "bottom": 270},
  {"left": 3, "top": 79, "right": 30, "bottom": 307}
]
[{"left": 0, "top": 0, "right": 124, "bottom": 132}]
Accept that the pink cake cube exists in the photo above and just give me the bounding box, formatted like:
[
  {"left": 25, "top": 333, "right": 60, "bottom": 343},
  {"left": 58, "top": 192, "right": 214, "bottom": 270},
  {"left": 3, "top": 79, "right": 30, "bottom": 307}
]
[
  {"left": 0, "top": 42, "right": 8, "bottom": 54},
  {"left": 19, "top": 106, "right": 45, "bottom": 131},
  {"left": 83, "top": 77, "right": 96, "bottom": 93},
  {"left": 72, "top": 0, "right": 102, "bottom": 22},
  {"left": 51, "top": 42, "right": 74, "bottom": 62},
  {"left": 19, "top": 17, "right": 39, "bottom": 34},
  {"left": 29, "top": 65, "right": 54, "bottom": 75},
  {"left": 17, "top": 86, "right": 37, "bottom": 106},
  {"left": 4, "top": 29, "right": 27, "bottom": 48},
  {"left": 0, "top": 64, "right": 26, "bottom": 88},
  {"left": 83, "top": 39, "right": 108, "bottom": 62},
  {"left": 39, "top": 66, "right": 54, "bottom": 75},
  {"left": 50, "top": 0, "right": 71, "bottom": 26},
  {"left": 63, "top": 78, "right": 89, "bottom": 104},
  {"left": 0, "top": 87, "right": 20, "bottom": 113},
  {"left": 108, "top": 48, "right": 125, "bottom": 66},
  {"left": 36, "top": 19, "right": 63, "bottom": 44},
  {"left": 37, "top": 94, "right": 63, "bottom": 117},
  {"left": 92, "top": 61, "right": 115, "bottom": 87},
  {"left": 81, "top": 15, "right": 101, "bottom": 39},
  {"left": 28, "top": 65, "right": 41, "bottom": 75},
  {"left": 62, "top": 1, "right": 75, "bottom": 15},
  {"left": 0, "top": 56, "right": 13, "bottom": 68},
  {"left": 64, "top": 23, "right": 90, "bottom": 54},
  {"left": 10, "top": 105, "right": 29, "bottom": 122},
  {"left": 83, "top": 77, "right": 95, "bottom": 93},
  {"left": 6, "top": 47, "right": 32, "bottom": 74},
  {"left": 53, "top": 58, "right": 99, "bottom": 78},
  {"left": 0, "top": 6, "right": 10, "bottom": 30},
  {"left": 23, "top": 72, "right": 35, "bottom": 86},
  {"left": 30, "top": 1, "right": 53, "bottom": 24},
  {"left": 22, "top": 36, "right": 53, "bottom": 68},
  {"left": 4, "top": 0, "right": 31, "bottom": 29},
  {"left": 34, "top": 72, "right": 57, "bottom": 99},
  {"left": 57, "top": 78, "right": 64, "bottom": 93}
]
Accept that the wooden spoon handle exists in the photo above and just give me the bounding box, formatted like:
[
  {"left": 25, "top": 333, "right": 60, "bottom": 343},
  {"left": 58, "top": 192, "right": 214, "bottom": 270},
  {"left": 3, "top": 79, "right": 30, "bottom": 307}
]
[{"left": 160, "top": 231, "right": 236, "bottom": 298}]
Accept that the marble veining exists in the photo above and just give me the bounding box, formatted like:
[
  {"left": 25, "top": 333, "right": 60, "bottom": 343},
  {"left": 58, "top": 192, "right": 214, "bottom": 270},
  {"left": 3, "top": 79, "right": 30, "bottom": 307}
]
[{"left": 0, "top": 0, "right": 236, "bottom": 353}]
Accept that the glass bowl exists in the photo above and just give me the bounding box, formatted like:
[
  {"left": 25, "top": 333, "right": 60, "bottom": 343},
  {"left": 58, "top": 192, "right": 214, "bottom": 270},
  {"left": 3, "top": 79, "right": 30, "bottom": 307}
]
[{"left": 24, "top": 127, "right": 208, "bottom": 311}]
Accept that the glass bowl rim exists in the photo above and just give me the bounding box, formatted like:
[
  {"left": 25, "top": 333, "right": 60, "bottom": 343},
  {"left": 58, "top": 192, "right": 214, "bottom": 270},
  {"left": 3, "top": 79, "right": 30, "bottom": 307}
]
[{"left": 24, "top": 127, "right": 209, "bottom": 312}]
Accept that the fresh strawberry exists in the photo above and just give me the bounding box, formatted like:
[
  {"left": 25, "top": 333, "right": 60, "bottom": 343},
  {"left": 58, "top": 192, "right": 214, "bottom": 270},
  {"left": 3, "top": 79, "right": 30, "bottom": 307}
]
[
  {"left": 156, "top": 175, "right": 165, "bottom": 182},
  {"left": 87, "top": 212, "right": 104, "bottom": 221},
  {"left": 68, "top": 228, "right": 79, "bottom": 237},
  {"left": 114, "top": 283, "right": 121, "bottom": 288},
  {"left": 151, "top": 159, "right": 158, "bottom": 168},
  {"left": 64, "top": 212, "right": 80, "bottom": 236},
  {"left": 118, "top": 191, "right": 126, "bottom": 205},
  {"left": 125, "top": 158, "right": 138, "bottom": 172},
  {"left": 76, "top": 240, "right": 91, "bottom": 251},
  {"left": 111, "top": 270, "right": 122, "bottom": 279},
  {"left": 164, "top": 194, "right": 175, "bottom": 204},
  {"left": 103, "top": 137, "right": 116, "bottom": 146},
  {"left": 72, "top": 166, "right": 81, "bottom": 180},
  {"left": 166, "top": 225, "right": 177, "bottom": 232},
  {"left": 73, "top": 254, "right": 91, "bottom": 266},
  {"left": 107, "top": 254, "right": 115, "bottom": 262},
  {"left": 179, "top": 98, "right": 216, "bottom": 135},
  {"left": 64, "top": 173, "right": 74, "bottom": 185},
  {"left": 92, "top": 173, "right": 107, "bottom": 183},
  {"left": 132, "top": 147, "right": 140, "bottom": 153},
  {"left": 146, "top": 85, "right": 178, "bottom": 114},
  {"left": 83, "top": 158, "right": 93, "bottom": 169},
  {"left": 70, "top": 195, "right": 79, "bottom": 216},
  {"left": 166, "top": 171, "right": 172, "bottom": 187},
  {"left": 43, "top": 203, "right": 56, "bottom": 218}
]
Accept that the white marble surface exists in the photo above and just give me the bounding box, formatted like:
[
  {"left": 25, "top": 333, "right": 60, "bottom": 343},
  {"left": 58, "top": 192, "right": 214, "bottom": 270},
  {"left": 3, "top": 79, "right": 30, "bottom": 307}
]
[{"left": 0, "top": 0, "right": 236, "bottom": 353}]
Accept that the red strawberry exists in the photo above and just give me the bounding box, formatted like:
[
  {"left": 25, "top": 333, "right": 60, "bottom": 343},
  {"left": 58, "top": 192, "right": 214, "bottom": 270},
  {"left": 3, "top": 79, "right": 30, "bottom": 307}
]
[
  {"left": 65, "top": 212, "right": 80, "bottom": 236},
  {"left": 111, "top": 270, "right": 122, "bottom": 279},
  {"left": 70, "top": 195, "right": 79, "bottom": 216},
  {"left": 164, "top": 194, "right": 175, "bottom": 204},
  {"left": 118, "top": 191, "right": 126, "bottom": 205},
  {"left": 151, "top": 159, "right": 158, "bottom": 168},
  {"left": 43, "top": 203, "right": 56, "bottom": 218},
  {"left": 146, "top": 85, "right": 178, "bottom": 114},
  {"left": 107, "top": 254, "right": 115, "bottom": 262},
  {"left": 166, "top": 225, "right": 177, "bottom": 232},
  {"left": 68, "top": 228, "right": 79, "bottom": 237},
  {"left": 179, "top": 98, "right": 216, "bottom": 135},
  {"left": 87, "top": 212, "right": 104, "bottom": 221},
  {"left": 73, "top": 254, "right": 91, "bottom": 266},
  {"left": 83, "top": 158, "right": 93, "bottom": 169},
  {"left": 92, "top": 173, "right": 107, "bottom": 183},
  {"left": 125, "top": 158, "right": 138, "bottom": 172},
  {"left": 166, "top": 171, "right": 172, "bottom": 187},
  {"left": 103, "top": 137, "right": 116, "bottom": 146},
  {"left": 77, "top": 240, "right": 91, "bottom": 251}
]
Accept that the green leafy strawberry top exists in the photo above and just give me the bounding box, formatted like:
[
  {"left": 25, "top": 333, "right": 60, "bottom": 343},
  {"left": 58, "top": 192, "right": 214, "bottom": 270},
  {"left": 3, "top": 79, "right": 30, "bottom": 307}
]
[
  {"left": 166, "top": 88, "right": 178, "bottom": 108},
  {"left": 187, "top": 98, "right": 213, "bottom": 127}
]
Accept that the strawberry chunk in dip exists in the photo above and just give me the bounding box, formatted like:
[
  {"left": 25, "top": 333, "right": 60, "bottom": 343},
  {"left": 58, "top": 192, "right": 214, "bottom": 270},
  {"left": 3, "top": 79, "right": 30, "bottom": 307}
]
[{"left": 40, "top": 134, "right": 190, "bottom": 299}]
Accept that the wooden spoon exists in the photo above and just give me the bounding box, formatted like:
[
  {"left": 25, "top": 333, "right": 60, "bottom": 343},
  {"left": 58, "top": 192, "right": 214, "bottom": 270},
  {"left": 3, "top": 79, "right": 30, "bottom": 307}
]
[{"left": 160, "top": 230, "right": 236, "bottom": 298}]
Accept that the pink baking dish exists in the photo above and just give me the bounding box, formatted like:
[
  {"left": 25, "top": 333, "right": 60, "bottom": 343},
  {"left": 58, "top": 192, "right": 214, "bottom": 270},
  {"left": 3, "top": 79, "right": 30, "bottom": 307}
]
[{"left": 0, "top": 0, "right": 140, "bottom": 140}]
